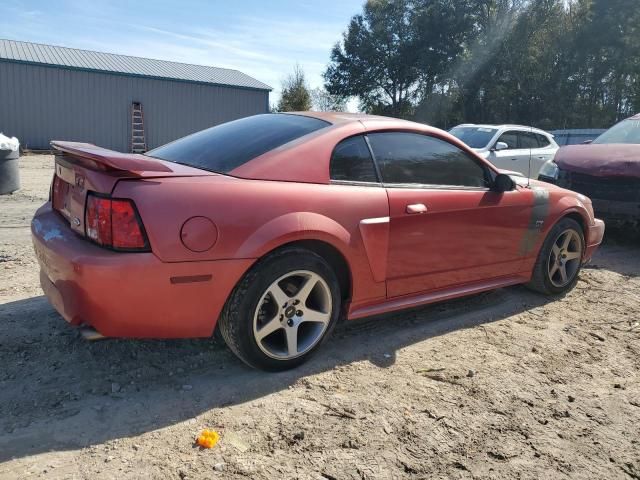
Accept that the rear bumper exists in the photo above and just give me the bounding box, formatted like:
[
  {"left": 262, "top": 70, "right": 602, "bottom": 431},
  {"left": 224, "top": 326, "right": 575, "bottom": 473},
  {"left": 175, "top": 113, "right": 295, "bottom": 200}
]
[
  {"left": 32, "top": 203, "right": 254, "bottom": 338},
  {"left": 584, "top": 218, "right": 605, "bottom": 262}
]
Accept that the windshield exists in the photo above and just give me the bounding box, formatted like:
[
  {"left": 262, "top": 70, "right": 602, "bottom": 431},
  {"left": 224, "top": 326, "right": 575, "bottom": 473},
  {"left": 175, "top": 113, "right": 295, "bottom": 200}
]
[
  {"left": 146, "top": 114, "right": 330, "bottom": 173},
  {"left": 593, "top": 118, "right": 640, "bottom": 144},
  {"left": 449, "top": 126, "right": 498, "bottom": 149}
]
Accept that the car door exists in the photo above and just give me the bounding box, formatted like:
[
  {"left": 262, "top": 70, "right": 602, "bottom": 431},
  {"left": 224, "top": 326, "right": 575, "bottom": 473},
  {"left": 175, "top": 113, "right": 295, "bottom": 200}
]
[
  {"left": 530, "top": 133, "right": 557, "bottom": 177},
  {"left": 518, "top": 131, "right": 549, "bottom": 177},
  {"left": 490, "top": 130, "right": 532, "bottom": 176},
  {"left": 366, "top": 131, "right": 535, "bottom": 298}
]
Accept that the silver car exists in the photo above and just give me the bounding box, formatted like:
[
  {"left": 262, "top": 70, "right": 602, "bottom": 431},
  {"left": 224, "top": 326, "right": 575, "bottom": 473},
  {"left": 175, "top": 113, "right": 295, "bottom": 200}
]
[{"left": 449, "top": 124, "right": 559, "bottom": 178}]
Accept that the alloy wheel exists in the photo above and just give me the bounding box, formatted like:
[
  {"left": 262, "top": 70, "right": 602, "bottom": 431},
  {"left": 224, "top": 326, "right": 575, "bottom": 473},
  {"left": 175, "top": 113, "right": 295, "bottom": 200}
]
[
  {"left": 252, "top": 270, "right": 332, "bottom": 360},
  {"left": 547, "top": 229, "right": 583, "bottom": 288}
]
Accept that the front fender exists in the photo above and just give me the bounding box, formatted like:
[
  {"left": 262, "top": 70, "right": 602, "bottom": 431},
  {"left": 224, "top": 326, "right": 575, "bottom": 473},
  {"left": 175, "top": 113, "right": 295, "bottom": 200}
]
[{"left": 554, "top": 193, "right": 594, "bottom": 228}]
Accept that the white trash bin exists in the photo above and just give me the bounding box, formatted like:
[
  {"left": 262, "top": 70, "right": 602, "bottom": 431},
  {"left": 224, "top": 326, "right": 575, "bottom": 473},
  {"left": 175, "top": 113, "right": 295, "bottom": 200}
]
[{"left": 0, "top": 133, "right": 20, "bottom": 194}]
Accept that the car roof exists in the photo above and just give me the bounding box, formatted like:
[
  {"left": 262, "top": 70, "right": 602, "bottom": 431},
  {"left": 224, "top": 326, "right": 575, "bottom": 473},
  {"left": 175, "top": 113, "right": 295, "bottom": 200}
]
[
  {"left": 285, "top": 110, "right": 409, "bottom": 125},
  {"left": 454, "top": 123, "right": 552, "bottom": 135},
  {"left": 231, "top": 112, "right": 492, "bottom": 183}
]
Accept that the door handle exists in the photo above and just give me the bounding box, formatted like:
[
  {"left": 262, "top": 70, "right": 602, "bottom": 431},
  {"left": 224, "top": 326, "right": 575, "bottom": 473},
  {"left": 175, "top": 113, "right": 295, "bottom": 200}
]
[{"left": 406, "top": 203, "right": 428, "bottom": 214}]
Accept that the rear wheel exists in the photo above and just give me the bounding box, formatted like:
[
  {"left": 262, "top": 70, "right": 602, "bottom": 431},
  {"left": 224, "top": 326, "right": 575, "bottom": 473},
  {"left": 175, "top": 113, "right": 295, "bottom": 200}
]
[
  {"left": 219, "top": 247, "right": 341, "bottom": 371},
  {"left": 527, "top": 218, "right": 584, "bottom": 295}
]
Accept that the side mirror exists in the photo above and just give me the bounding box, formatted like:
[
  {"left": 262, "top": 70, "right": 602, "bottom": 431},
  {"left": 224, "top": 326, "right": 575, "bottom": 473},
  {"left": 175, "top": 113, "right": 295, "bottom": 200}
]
[
  {"left": 492, "top": 141, "right": 509, "bottom": 151},
  {"left": 582, "top": 139, "right": 593, "bottom": 144},
  {"left": 492, "top": 173, "right": 515, "bottom": 193}
]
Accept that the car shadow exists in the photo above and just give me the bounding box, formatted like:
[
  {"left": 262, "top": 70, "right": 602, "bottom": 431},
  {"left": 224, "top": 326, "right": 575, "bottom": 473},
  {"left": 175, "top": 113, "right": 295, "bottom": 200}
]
[
  {"left": 0, "top": 283, "right": 556, "bottom": 462},
  {"left": 586, "top": 229, "right": 640, "bottom": 278}
]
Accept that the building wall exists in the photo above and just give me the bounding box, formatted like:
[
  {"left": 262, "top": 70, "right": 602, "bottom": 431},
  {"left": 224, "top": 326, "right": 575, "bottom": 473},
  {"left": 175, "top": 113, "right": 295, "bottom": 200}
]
[{"left": 0, "top": 61, "right": 269, "bottom": 151}]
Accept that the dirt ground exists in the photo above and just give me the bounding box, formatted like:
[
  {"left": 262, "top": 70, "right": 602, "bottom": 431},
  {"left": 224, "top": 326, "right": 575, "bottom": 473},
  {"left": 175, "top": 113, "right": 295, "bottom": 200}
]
[{"left": 0, "top": 154, "right": 639, "bottom": 480}]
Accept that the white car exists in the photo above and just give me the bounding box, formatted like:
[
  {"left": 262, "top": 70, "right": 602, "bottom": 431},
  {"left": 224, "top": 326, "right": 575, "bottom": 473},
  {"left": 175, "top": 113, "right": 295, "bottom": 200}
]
[{"left": 449, "top": 124, "right": 559, "bottom": 178}]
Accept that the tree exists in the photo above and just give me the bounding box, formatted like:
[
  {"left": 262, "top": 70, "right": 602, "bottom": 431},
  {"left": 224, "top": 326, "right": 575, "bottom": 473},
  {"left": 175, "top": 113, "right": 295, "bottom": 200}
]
[
  {"left": 326, "top": 0, "right": 640, "bottom": 128},
  {"left": 324, "top": 0, "right": 421, "bottom": 117},
  {"left": 277, "top": 64, "right": 312, "bottom": 112},
  {"left": 310, "top": 87, "right": 347, "bottom": 111}
]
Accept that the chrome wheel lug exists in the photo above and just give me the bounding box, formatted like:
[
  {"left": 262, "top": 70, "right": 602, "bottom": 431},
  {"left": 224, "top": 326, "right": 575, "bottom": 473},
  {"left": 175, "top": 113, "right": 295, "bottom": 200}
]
[
  {"left": 287, "top": 319, "right": 294, "bottom": 327},
  {"left": 296, "top": 310, "right": 303, "bottom": 317}
]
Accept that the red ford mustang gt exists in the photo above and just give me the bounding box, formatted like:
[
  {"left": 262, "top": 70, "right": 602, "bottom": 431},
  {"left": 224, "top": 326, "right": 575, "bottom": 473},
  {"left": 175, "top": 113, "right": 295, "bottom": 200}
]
[{"left": 32, "top": 112, "right": 605, "bottom": 370}]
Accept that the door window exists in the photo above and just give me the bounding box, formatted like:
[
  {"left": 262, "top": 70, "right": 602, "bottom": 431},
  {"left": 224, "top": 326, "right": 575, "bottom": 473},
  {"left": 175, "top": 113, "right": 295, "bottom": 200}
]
[
  {"left": 496, "top": 131, "right": 519, "bottom": 149},
  {"left": 367, "top": 132, "right": 490, "bottom": 188},
  {"left": 330, "top": 135, "right": 378, "bottom": 183},
  {"left": 518, "top": 132, "right": 540, "bottom": 149}
]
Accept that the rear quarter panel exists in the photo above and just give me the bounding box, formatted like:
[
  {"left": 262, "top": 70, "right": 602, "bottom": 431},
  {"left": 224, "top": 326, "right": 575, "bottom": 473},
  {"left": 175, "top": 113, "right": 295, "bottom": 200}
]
[{"left": 113, "top": 177, "right": 390, "bottom": 308}]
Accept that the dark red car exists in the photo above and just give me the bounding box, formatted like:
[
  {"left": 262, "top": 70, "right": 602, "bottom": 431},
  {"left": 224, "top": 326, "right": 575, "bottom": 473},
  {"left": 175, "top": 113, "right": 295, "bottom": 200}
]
[
  {"left": 539, "top": 113, "right": 640, "bottom": 227},
  {"left": 32, "top": 112, "right": 604, "bottom": 370}
]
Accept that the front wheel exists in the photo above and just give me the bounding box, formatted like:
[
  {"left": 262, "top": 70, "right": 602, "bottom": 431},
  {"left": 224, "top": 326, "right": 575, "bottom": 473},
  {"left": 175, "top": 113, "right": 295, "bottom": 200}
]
[
  {"left": 527, "top": 218, "right": 585, "bottom": 295},
  {"left": 218, "top": 247, "right": 341, "bottom": 371}
]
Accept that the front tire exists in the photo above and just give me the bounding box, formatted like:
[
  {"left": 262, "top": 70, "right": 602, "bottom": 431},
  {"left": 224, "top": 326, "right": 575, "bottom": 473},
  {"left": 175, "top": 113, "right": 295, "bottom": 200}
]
[
  {"left": 527, "top": 218, "right": 585, "bottom": 295},
  {"left": 218, "top": 247, "right": 341, "bottom": 371}
]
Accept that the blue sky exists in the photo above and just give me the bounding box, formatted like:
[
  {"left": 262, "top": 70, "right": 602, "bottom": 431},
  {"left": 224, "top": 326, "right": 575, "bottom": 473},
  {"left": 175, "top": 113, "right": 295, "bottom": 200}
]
[{"left": 1, "top": 0, "right": 364, "bottom": 107}]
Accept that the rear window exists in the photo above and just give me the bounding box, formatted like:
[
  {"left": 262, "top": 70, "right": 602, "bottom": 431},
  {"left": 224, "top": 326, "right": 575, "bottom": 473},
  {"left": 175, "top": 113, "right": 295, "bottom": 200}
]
[{"left": 146, "top": 114, "right": 330, "bottom": 173}]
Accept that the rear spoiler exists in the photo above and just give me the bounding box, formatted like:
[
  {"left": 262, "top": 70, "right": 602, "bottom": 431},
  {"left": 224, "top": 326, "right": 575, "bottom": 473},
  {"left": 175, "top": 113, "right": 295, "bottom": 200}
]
[{"left": 51, "top": 141, "right": 173, "bottom": 176}]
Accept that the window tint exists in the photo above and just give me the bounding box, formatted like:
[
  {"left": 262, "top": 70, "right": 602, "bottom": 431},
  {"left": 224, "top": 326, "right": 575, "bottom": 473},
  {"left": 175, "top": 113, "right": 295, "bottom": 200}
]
[
  {"left": 367, "top": 132, "right": 489, "bottom": 188},
  {"left": 536, "top": 133, "right": 551, "bottom": 147},
  {"left": 497, "top": 131, "right": 519, "bottom": 149},
  {"left": 330, "top": 136, "right": 378, "bottom": 183},
  {"left": 518, "top": 132, "right": 540, "bottom": 149},
  {"left": 146, "top": 114, "right": 330, "bottom": 173}
]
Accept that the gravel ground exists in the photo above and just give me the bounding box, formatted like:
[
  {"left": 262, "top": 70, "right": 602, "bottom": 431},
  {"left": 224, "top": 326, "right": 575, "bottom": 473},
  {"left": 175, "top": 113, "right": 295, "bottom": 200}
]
[{"left": 0, "top": 155, "right": 639, "bottom": 479}]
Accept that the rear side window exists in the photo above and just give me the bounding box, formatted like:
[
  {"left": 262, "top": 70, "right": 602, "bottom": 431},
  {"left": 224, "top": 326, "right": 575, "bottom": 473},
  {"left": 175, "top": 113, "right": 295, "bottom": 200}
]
[
  {"left": 536, "top": 133, "right": 551, "bottom": 147},
  {"left": 367, "top": 132, "right": 489, "bottom": 188},
  {"left": 330, "top": 136, "right": 378, "bottom": 183},
  {"left": 146, "top": 114, "right": 330, "bottom": 173}
]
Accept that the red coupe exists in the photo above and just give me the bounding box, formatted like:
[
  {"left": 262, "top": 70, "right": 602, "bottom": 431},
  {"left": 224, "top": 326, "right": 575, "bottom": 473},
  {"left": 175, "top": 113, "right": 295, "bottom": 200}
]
[{"left": 32, "top": 112, "right": 605, "bottom": 370}]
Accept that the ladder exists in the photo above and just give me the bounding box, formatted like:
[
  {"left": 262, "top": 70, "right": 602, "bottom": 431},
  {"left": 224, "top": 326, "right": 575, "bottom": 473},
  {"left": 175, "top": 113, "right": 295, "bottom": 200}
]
[{"left": 131, "top": 102, "right": 147, "bottom": 153}]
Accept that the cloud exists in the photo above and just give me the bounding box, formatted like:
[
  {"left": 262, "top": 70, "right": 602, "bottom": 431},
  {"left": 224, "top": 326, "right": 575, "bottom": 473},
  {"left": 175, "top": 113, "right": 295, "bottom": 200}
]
[{"left": 0, "top": 0, "right": 364, "bottom": 109}]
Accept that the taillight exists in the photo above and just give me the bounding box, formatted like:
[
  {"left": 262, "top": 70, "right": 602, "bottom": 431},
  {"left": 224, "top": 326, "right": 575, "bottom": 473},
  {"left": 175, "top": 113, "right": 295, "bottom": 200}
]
[
  {"left": 85, "top": 195, "right": 112, "bottom": 245},
  {"left": 85, "top": 193, "right": 149, "bottom": 251},
  {"left": 111, "top": 199, "right": 147, "bottom": 249}
]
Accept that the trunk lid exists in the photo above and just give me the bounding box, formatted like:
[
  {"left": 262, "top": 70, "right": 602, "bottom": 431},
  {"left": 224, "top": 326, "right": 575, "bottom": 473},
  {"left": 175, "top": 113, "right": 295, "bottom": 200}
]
[{"left": 50, "top": 141, "right": 215, "bottom": 236}]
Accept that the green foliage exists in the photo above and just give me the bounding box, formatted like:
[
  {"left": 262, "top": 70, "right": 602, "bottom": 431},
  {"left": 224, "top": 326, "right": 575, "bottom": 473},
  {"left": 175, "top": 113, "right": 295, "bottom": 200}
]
[
  {"left": 277, "top": 64, "right": 312, "bottom": 112},
  {"left": 324, "top": 0, "right": 640, "bottom": 128},
  {"left": 324, "top": 0, "right": 421, "bottom": 117}
]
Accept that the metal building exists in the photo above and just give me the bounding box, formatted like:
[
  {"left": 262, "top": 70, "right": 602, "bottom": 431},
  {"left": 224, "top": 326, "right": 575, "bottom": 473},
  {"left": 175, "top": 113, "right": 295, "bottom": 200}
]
[{"left": 0, "top": 39, "right": 271, "bottom": 152}]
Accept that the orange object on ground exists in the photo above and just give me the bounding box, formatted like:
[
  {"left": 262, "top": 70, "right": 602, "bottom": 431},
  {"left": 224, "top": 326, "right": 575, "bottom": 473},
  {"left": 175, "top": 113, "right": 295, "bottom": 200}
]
[{"left": 196, "top": 429, "right": 219, "bottom": 449}]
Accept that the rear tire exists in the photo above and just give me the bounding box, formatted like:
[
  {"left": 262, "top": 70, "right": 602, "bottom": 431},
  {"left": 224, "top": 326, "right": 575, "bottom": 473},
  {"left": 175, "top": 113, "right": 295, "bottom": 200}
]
[
  {"left": 527, "top": 218, "right": 585, "bottom": 295},
  {"left": 218, "top": 247, "right": 341, "bottom": 371}
]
